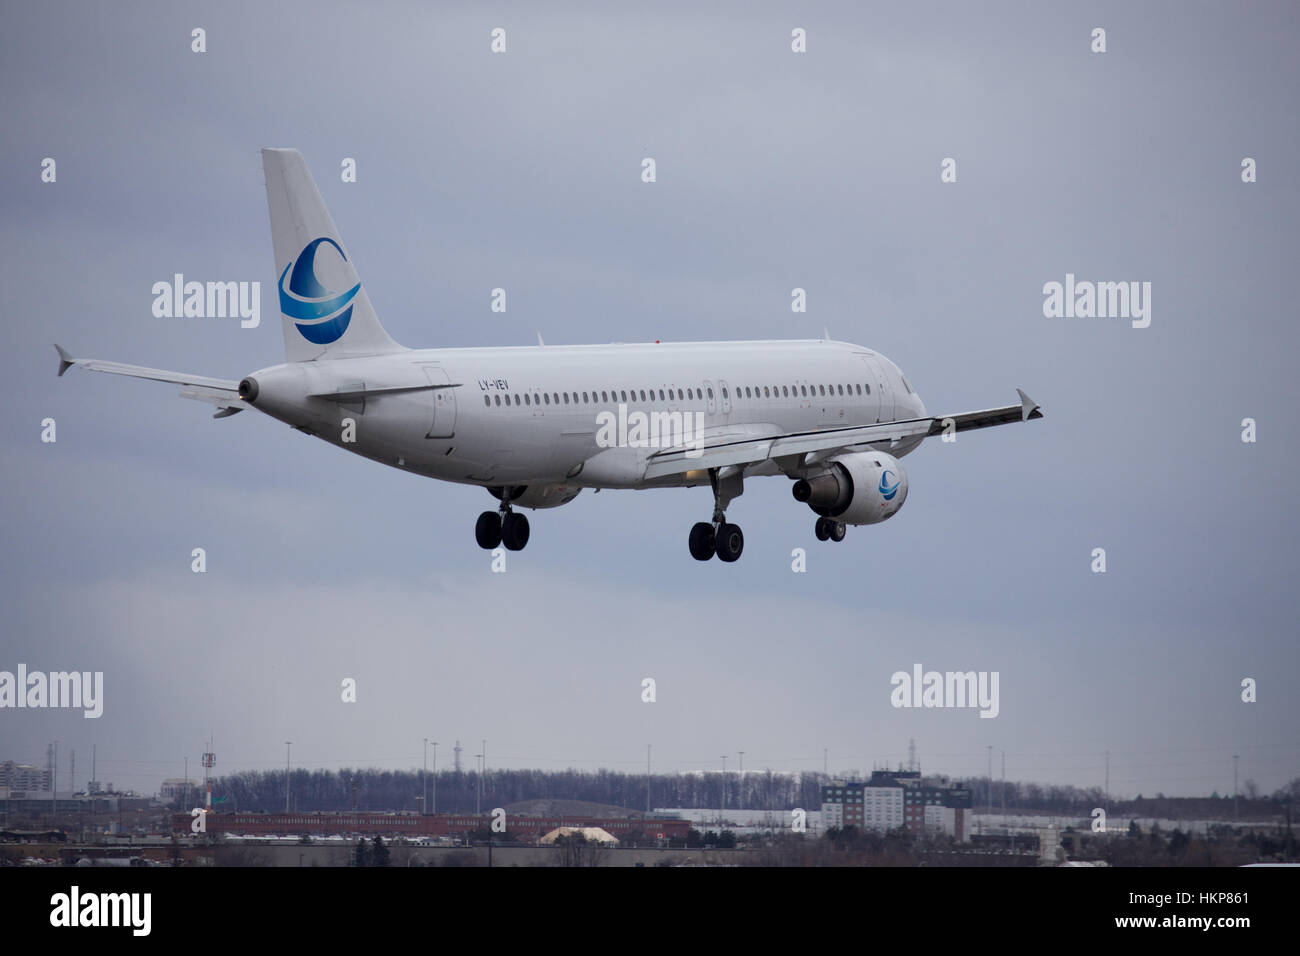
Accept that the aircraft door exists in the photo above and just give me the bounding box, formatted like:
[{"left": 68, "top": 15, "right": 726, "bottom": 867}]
[
  {"left": 424, "top": 366, "right": 457, "bottom": 438},
  {"left": 859, "top": 355, "right": 892, "bottom": 423}
]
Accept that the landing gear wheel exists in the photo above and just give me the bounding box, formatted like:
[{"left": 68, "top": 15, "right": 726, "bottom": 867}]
[
  {"left": 815, "top": 516, "right": 833, "bottom": 541},
  {"left": 829, "top": 521, "right": 847, "bottom": 542},
  {"left": 689, "top": 522, "right": 716, "bottom": 561},
  {"left": 476, "top": 511, "right": 502, "bottom": 549},
  {"left": 715, "top": 523, "right": 744, "bottom": 562},
  {"left": 501, "top": 512, "right": 530, "bottom": 551}
]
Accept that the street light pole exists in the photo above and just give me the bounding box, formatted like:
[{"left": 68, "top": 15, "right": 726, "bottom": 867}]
[
  {"left": 738, "top": 751, "right": 744, "bottom": 813},
  {"left": 475, "top": 754, "right": 483, "bottom": 815},
  {"left": 987, "top": 745, "right": 993, "bottom": 815},
  {"left": 431, "top": 742, "right": 438, "bottom": 815},
  {"left": 285, "top": 742, "right": 292, "bottom": 814},
  {"left": 720, "top": 755, "right": 727, "bottom": 823},
  {"left": 1234, "top": 754, "right": 1239, "bottom": 823},
  {"left": 422, "top": 738, "right": 428, "bottom": 817},
  {"left": 1285, "top": 797, "right": 1294, "bottom": 862}
]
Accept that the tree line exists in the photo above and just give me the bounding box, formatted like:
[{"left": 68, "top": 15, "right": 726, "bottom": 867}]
[
  {"left": 208, "top": 766, "right": 824, "bottom": 813},
  {"left": 203, "top": 766, "right": 1300, "bottom": 818}
]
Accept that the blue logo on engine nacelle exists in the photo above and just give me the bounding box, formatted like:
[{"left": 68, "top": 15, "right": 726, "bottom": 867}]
[
  {"left": 879, "top": 469, "right": 900, "bottom": 501},
  {"left": 278, "top": 237, "right": 360, "bottom": 345}
]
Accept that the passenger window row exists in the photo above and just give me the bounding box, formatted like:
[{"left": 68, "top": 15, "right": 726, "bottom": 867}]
[{"left": 482, "top": 382, "right": 873, "bottom": 408}]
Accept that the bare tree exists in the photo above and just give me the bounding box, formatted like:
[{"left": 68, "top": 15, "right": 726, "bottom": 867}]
[{"left": 551, "top": 832, "right": 608, "bottom": 867}]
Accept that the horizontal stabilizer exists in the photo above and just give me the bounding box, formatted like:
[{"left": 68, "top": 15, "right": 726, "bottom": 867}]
[{"left": 179, "top": 385, "right": 244, "bottom": 418}]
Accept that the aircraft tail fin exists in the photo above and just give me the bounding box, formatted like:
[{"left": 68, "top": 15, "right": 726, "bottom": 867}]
[{"left": 261, "top": 148, "right": 404, "bottom": 362}]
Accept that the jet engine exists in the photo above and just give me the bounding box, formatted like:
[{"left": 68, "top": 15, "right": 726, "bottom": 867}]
[{"left": 791, "top": 451, "right": 908, "bottom": 525}]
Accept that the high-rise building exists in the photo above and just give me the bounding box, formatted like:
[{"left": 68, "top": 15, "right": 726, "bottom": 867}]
[
  {"left": 0, "top": 760, "right": 52, "bottom": 792},
  {"left": 821, "top": 769, "right": 972, "bottom": 840},
  {"left": 821, "top": 779, "right": 904, "bottom": 831}
]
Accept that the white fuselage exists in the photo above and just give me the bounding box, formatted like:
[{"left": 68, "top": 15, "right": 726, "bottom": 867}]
[{"left": 242, "top": 339, "right": 927, "bottom": 493}]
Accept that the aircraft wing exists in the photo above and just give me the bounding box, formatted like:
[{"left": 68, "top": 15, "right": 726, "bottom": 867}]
[
  {"left": 642, "top": 389, "right": 1042, "bottom": 480},
  {"left": 55, "top": 344, "right": 244, "bottom": 417}
]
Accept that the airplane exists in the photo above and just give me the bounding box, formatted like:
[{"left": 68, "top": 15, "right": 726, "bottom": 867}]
[{"left": 55, "top": 148, "right": 1043, "bottom": 562}]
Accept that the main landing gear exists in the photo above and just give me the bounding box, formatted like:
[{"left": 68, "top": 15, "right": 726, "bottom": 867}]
[
  {"left": 689, "top": 467, "right": 745, "bottom": 562},
  {"left": 476, "top": 490, "right": 530, "bottom": 551},
  {"left": 814, "top": 516, "right": 847, "bottom": 542}
]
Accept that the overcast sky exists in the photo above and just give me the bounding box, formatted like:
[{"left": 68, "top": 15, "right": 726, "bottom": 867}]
[{"left": 2, "top": 1, "right": 1296, "bottom": 801}]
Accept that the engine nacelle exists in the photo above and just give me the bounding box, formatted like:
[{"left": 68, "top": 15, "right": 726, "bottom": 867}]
[
  {"left": 791, "top": 451, "right": 908, "bottom": 525},
  {"left": 488, "top": 484, "right": 582, "bottom": 510}
]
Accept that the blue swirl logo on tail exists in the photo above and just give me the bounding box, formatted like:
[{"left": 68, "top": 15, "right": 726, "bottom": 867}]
[
  {"left": 279, "top": 237, "right": 360, "bottom": 345},
  {"left": 879, "top": 469, "right": 900, "bottom": 501}
]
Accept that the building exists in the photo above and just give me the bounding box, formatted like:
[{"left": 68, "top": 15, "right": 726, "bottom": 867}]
[
  {"left": 160, "top": 779, "right": 198, "bottom": 802},
  {"left": 539, "top": 827, "right": 618, "bottom": 845},
  {"left": 0, "top": 788, "right": 148, "bottom": 816},
  {"left": 891, "top": 770, "right": 973, "bottom": 840},
  {"left": 822, "top": 780, "right": 904, "bottom": 831},
  {"left": 172, "top": 811, "right": 691, "bottom": 842},
  {"left": 821, "top": 769, "right": 972, "bottom": 841},
  {"left": 0, "top": 761, "right": 51, "bottom": 792}
]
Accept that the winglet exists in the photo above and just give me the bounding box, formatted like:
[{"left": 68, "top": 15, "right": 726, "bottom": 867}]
[
  {"left": 1016, "top": 388, "right": 1043, "bottom": 421},
  {"left": 54, "top": 344, "right": 75, "bottom": 377}
]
